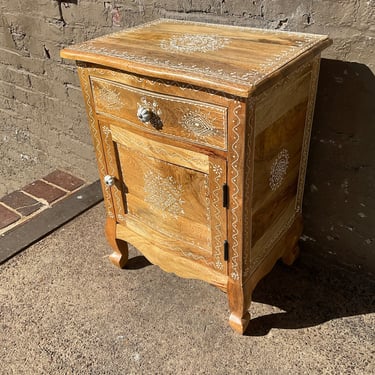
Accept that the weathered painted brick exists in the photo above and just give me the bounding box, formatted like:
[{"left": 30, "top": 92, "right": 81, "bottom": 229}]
[
  {"left": 0, "top": 83, "right": 39, "bottom": 107},
  {"left": 0, "top": 46, "right": 45, "bottom": 75},
  {"left": 2, "top": 66, "right": 32, "bottom": 87},
  {"left": 45, "top": 62, "right": 79, "bottom": 85},
  {"left": 0, "top": 95, "right": 12, "bottom": 110},
  {"left": 0, "top": 0, "right": 54, "bottom": 14},
  {"left": 58, "top": 133, "right": 95, "bottom": 160},
  {"left": 65, "top": 83, "right": 84, "bottom": 105}
]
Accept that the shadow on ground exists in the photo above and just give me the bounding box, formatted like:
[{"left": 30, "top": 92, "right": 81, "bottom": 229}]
[
  {"left": 125, "top": 255, "right": 152, "bottom": 269},
  {"left": 246, "top": 248, "right": 375, "bottom": 336},
  {"left": 118, "top": 246, "right": 375, "bottom": 338}
]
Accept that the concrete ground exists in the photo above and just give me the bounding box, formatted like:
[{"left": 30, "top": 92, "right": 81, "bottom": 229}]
[{"left": 1, "top": 203, "right": 374, "bottom": 375}]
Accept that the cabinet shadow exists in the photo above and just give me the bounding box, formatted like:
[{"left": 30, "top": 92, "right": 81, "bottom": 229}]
[
  {"left": 124, "top": 255, "right": 152, "bottom": 270},
  {"left": 246, "top": 249, "right": 375, "bottom": 336}
]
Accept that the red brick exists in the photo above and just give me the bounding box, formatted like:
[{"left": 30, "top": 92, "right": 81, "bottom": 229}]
[
  {"left": 1, "top": 190, "right": 44, "bottom": 216},
  {"left": 43, "top": 169, "right": 85, "bottom": 191},
  {"left": 22, "top": 180, "right": 66, "bottom": 204},
  {"left": 0, "top": 204, "right": 21, "bottom": 229}
]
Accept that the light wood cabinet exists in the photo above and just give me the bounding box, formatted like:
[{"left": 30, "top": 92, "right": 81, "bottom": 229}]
[{"left": 61, "top": 19, "right": 331, "bottom": 334}]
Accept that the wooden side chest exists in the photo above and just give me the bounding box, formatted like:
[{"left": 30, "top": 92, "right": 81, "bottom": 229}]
[{"left": 61, "top": 19, "right": 331, "bottom": 334}]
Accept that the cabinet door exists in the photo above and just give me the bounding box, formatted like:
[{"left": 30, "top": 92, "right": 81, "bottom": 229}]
[{"left": 100, "top": 121, "right": 228, "bottom": 274}]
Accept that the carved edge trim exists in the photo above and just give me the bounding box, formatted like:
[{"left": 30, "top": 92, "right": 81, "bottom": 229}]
[
  {"left": 229, "top": 101, "right": 242, "bottom": 281},
  {"left": 210, "top": 162, "right": 224, "bottom": 271},
  {"left": 203, "top": 174, "right": 211, "bottom": 230},
  {"left": 295, "top": 56, "right": 321, "bottom": 213},
  {"left": 78, "top": 67, "right": 115, "bottom": 219},
  {"left": 243, "top": 98, "right": 256, "bottom": 279}
]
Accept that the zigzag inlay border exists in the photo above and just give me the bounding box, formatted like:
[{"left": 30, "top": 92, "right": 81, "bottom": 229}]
[{"left": 230, "top": 101, "right": 242, "bottom": 281}]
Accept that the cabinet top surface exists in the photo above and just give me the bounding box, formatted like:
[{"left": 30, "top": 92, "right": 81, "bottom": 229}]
[{"left": 61, "top": 19, "right": 331, "bottom": 96}]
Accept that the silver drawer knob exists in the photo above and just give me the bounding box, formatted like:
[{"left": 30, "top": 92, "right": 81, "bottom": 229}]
[
  {"left": 104, "top": 175, "right": 115, "bottom": 187},
  {"left": 137, "top": 106, "right": 152, "bottom": 123}
]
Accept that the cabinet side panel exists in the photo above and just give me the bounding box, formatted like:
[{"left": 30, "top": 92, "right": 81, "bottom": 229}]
[{"left": 250, "top": 61, "right": 315, "bottom": 273}]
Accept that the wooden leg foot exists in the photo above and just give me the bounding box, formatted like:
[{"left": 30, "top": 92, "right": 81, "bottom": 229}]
[
  {"left": 281, "top": 245, "right": 300, "bottom": 266},
  {"left": 229, "top": 311, "right": 251, "bottom": 334},
  {"left": 108, "top": 239, "right": 129, "bottom": 268},
  {"left": 227, "top": 279, "right": 252, "bottom": 334},
  {"left": 105, "top": 218, "right": 128, "bottom": 269}
]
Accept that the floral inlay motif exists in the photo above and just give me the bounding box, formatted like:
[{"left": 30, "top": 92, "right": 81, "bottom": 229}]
[
  {"left": 269, "top": 149, "right": 289, "bottom": 191},
  {"left": 144, "top": 171, "right": 185, "bottom": 218},
  {"left": 160, "top": 34, "right": 230, "bottom": 54},
  {"left": 96, "top": 86, "right": 124, "bottom": 109},
  {"left": 180, "top": 110, "right": 218, "bottom": 139}
]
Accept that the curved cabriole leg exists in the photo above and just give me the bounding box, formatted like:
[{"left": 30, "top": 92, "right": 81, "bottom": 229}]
[
  {"left": 105, "top": 217, "right": 128, "bottom": 268},
  {"left": 229, "top": 311, "right": 251, "bottom": 334},
  {"left": 281, "top": 215, "right": 303, "bottom": 266},
  {"left": 281, "top": 245, "right": 300, "bottom": 266},
  {"left": 279, "top": 213, "right": 303, "bottom": 267},
  {"left": 227, "top": 280, "right": 251, "bottom": 334}
]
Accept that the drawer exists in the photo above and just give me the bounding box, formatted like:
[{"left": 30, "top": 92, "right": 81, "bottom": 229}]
[{"left": 91, "top": 77, "right": 228, "bottom": 150}]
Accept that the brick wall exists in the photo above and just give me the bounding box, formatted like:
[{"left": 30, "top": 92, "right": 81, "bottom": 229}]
[{"left": 0, "top": 0, "right": 374, "bottom": 271}]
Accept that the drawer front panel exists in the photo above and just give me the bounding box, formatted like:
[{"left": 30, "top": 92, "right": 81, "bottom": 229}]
[{"left": 91, "top": 77, "right": 227, "bottom": 150}]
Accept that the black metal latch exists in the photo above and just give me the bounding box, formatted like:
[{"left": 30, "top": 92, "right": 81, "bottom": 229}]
[
  {"left": 223, "top": 184, "right": 229, "bottom": 208},
  {"left": 224, "top": 240, "right": 229, "bottom": 261}
]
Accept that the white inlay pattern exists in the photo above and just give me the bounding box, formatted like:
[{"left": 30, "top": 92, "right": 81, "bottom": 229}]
[
  {"left": 160, "top": 34, "right": 230, "bottom": 54},
  {"left": 180, "top": 109, "right": 218, "bottom": 139},
  {"left": 144, "top": 171, "right": 185, "bottom": 218},
  {"left": 269, "top": 149, "right": 289, "bottom": 191}
]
